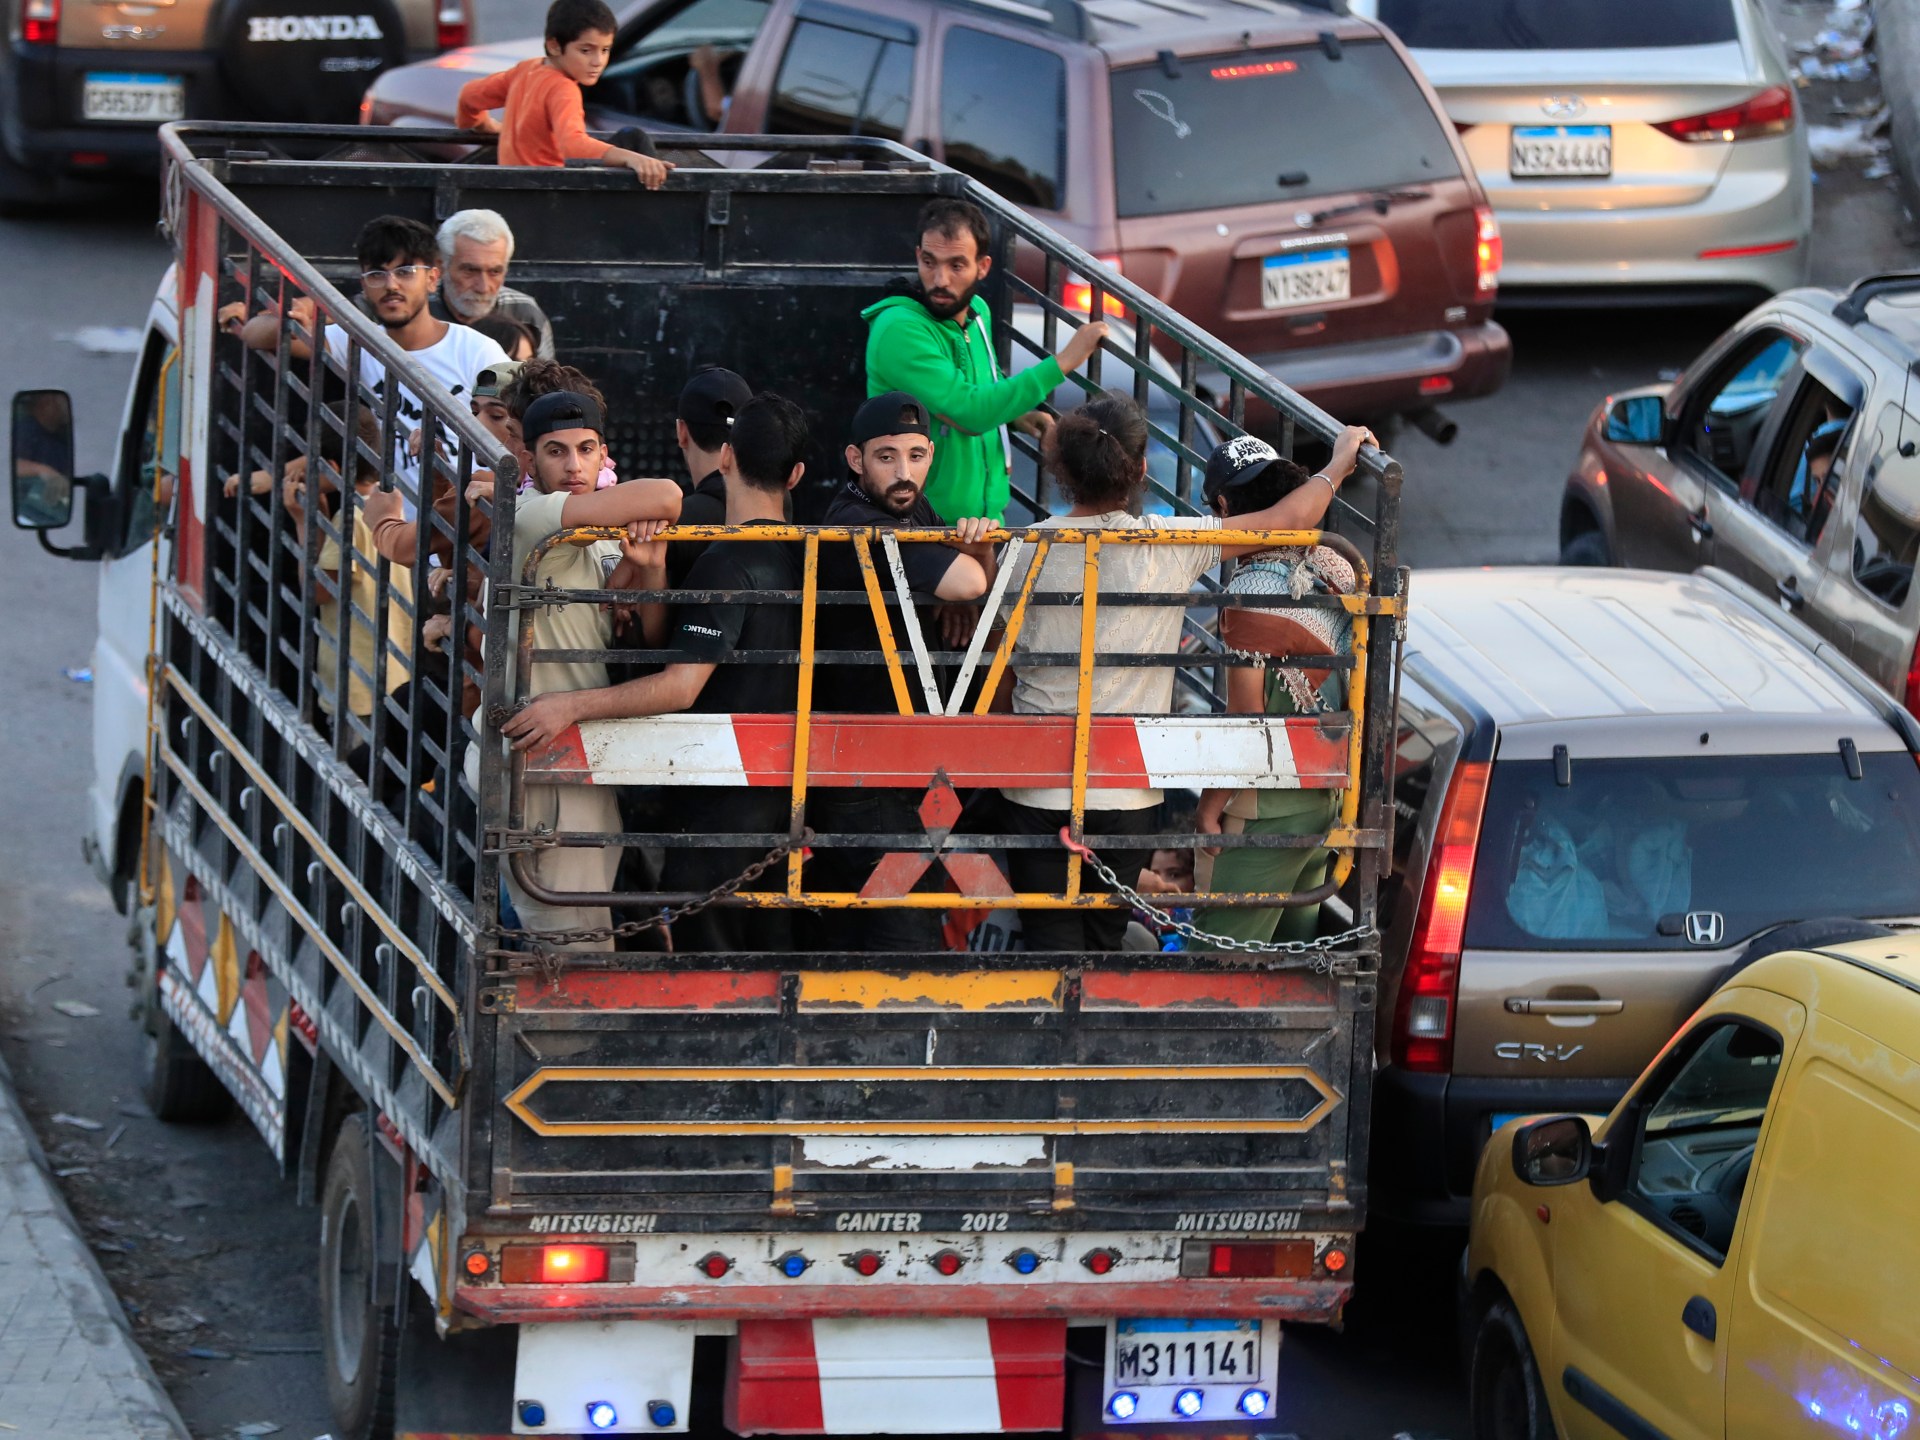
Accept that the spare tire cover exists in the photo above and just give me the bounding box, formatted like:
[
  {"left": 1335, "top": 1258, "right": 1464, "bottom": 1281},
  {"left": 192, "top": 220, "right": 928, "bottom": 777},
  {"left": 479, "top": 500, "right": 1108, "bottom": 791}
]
[{"left": 212, "top": 0, "right": 409, "bottom": 124}]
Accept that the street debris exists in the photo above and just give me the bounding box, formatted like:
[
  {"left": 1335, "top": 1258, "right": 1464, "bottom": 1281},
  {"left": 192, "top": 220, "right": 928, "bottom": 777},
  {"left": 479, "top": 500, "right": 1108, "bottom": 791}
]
[
  {"left": 234, "top": 1424, "right": 284, "bottom": 1436},
  {"left": 186, "top": 1345, "right": 235, "bottom": 1360},
  {"left": 62, "top": 325, "right": 144, "bottom": 355},
  {"left": 105, "top": 1123, "right": 127, "bottom": 1150},
  {"left": 52, "top": 1112, "right": 104, "bottom": 1131},
  {"left": 148, "top": 1309, "right": 209, "bottom": 1334},
  {"left": 51, "top": 999, "right": 101, "bottom": 1018},
  {"left": 61, "top": 666, "right": 93, "bottom": 684}
]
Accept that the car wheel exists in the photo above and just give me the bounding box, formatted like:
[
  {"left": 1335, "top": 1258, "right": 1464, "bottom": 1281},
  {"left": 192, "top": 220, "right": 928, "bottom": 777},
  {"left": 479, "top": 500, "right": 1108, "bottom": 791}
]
[
  {"left": 321, "top": 1114, "right": 400, "bottom": 1440},
  {"left": 1560, "top": 529, "right": 1611, "bottom": 567},
  {"left": 144, "top": 1003, "right": 235, "bottom": 1122},
  {"left": 1469, "top": 1298, "right": 1554, "bottom": 1440}
]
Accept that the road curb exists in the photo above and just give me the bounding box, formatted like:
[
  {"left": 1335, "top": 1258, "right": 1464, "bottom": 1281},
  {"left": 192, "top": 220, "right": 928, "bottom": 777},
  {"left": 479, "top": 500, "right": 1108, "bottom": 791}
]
[
  {"left": 0, "top": 1048, "right": 193, "bottom": 1440},
  {"left": 1882, "top": 0, "right": 1920, "bottom": 218}
]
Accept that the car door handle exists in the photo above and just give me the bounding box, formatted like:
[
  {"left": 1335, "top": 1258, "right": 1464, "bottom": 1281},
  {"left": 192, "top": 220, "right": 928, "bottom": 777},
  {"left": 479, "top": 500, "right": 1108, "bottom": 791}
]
[
  {"left": 1688, "top": 505, "right": 1713, "bottom": 541},
  {"left": 1505, "top": 998, "right": 1625, "bottom": 1015},
  {"left": 1682, "top": 1296, "right": 1717, "bottom": 1342},
  {"left": 1776, "top": 574, "right": 1806, "bottom": 610}
]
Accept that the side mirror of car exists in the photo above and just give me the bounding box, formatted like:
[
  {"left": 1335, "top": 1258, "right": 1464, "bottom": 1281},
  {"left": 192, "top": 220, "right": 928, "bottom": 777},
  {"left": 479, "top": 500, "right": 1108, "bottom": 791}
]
[
  {"left": 1603, "top": 395, "right": 1664, "bottom": 447},
  {"left": 12, "top": 388, "right": 76, "bottom": 531},
  {"left": 1511, "top": 1114, "right": 1594, "bottom": 1187}
]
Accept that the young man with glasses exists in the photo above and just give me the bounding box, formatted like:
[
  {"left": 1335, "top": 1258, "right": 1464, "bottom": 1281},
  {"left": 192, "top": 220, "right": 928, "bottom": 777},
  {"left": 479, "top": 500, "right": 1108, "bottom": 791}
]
[{"left": 241, "top": 215, "right": 507, "bottom": 502}]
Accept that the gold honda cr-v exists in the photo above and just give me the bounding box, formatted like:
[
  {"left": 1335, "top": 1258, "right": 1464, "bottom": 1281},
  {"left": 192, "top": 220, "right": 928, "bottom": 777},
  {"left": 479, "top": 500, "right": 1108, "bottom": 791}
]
[{"left": 1369, "top": 564, "right": 1920, "bottom": 1225}]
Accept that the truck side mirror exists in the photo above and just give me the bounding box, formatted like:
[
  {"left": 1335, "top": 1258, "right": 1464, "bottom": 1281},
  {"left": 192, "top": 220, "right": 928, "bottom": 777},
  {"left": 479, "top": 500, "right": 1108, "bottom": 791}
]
[
  {"left": 1511, "top": 1114, "right": 1593, "bottom": 1187},
  {"left": 1603, "top": 396, "right": 1664, "bottom": 447},
  {"left": 12, "top": 389, "right": 76, "bottom": 531}
]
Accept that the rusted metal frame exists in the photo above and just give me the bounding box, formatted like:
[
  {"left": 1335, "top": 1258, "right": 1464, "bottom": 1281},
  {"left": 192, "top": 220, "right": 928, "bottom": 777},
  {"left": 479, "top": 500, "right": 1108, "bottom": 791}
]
[
  {"left": 514, "top": 827, "right": 1378, "bottom": 851},
  {"left": 786, "top": 534, "right": 819, "bottom": 898},
  {"left": 1065, "top": 535, "right": 1102, "bottom": 901},
  {"left": 973, "top": 536, "right": 1049, "bottom": 716},
  {"left": 851, "top": 531, "right": 914, "bottom": 715}
]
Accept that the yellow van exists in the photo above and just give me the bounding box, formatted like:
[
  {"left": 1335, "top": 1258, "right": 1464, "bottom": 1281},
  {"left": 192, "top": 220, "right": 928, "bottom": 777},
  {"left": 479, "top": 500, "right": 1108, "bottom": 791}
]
[{"left": 1459, "top": 936, "right": 1920, "bottom": 1440}]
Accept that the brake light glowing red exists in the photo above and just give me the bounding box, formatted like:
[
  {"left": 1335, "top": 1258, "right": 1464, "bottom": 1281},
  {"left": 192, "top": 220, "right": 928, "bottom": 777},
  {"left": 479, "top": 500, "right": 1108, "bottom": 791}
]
[
  {"left": 500, "top": 1244, "right": 611, "bottom": 1284},
  {"left": 1064, "top": 256, "right": 1128, "bottom": 318},
  {"left": 22, "top": 0, "right": 58, "bottom": 44},
  {"left": 1474, "top": 205, "right": 1502, "bottom": 294},
  {"left": 1199, "top": 1241, "right": 1313, "bottom": 1278},
  {"left": 1391, "top": 760, "right": 1491, "bottom": 1073},
  {"left": 435, "top": 1, "right": 469, "bottom": 48},
  {"left": 1210, "top": 60, "right": 1297, "bottom": 80},
  {"left": 1654, "top": 85, "right": 1795, "bottom": 143}
]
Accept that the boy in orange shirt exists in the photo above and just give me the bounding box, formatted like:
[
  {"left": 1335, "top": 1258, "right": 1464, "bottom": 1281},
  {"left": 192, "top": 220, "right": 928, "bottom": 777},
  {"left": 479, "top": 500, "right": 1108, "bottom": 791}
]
[{"left": 456, "top": 0, "right": 673, "bottom": 188}]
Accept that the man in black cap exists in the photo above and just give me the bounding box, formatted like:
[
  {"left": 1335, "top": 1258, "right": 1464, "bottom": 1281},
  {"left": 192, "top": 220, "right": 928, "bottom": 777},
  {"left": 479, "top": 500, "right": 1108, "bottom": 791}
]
[
  {"left": 805, "top": 391, "right": 996, "bottom": 950},
  {"left": 669, "top": 365, "right": 753, "bottom": 588}
]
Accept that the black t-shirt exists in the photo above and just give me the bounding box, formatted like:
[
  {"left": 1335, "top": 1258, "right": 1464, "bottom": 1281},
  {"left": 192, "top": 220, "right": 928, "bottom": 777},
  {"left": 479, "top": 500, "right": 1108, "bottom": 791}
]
[
  {"left": 667, "top": 469, "right": 728, "bottom": 589},
  {"left": 816, "top": 480, "right": 957, "bottom": 714},
  {"left": 670, "top": 521, "right": 802, "bottom": 714}
]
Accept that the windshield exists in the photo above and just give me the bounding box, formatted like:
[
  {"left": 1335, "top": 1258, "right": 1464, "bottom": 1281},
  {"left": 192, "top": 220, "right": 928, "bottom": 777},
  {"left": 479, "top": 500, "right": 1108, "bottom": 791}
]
[
  {"left": 1463, "top": 752, "right": 1920, "bottom": 951},
  {"left": 1109, "top": 41, "right": 1459, "bottom": 219},
  {"left": 1375, "top": 0, "right": 1738, "bottom": 49}
]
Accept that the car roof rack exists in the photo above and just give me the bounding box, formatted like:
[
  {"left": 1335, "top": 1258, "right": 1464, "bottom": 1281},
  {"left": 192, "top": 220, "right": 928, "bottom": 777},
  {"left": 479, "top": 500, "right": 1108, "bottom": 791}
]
[{"left": 1833, "top": 271, "right": 1920, "bottom": 326}]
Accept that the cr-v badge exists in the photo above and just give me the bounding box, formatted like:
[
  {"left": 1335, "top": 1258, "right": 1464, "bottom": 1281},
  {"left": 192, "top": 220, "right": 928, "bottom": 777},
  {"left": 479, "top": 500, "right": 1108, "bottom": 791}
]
[
  {"left": 1495, "top": 1042, "right": 1584, "bottom": 1062},
  {"left": 1684, "top": 911, "right": 1727, "bottom": 946}
]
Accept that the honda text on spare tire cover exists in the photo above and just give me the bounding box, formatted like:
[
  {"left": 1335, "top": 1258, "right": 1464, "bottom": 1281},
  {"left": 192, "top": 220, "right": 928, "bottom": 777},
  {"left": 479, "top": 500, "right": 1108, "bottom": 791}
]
[{"left": 0, "top": 0, "right": 470, "bottom": 208}]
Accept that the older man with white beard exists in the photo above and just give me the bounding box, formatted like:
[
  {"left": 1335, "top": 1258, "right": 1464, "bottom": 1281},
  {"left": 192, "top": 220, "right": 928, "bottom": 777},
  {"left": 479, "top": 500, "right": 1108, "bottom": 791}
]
[{"left": 431, "top": 209, "right": 557, "bottom": 360}]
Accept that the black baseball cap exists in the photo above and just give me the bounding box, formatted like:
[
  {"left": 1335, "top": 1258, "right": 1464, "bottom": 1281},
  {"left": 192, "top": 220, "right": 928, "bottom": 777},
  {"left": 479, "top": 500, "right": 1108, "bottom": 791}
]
[
  {"left": 678, "top": 367, "right": 751, "bottom": 429},
  {"left": 521, "top": 390, "right": 605, "bottom": 448},
  {"left": 850, "top": 391, "right": 931, "bottom": 448},
  {"left": 1202, "top": 435, "right": 1284, "bottom": 507}
]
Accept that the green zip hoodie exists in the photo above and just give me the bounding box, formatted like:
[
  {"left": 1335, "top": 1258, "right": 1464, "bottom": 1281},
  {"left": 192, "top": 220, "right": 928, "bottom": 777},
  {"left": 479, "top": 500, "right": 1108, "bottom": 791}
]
[{"left": 861, "top": 291, "right": 1065, "bottom": 522}]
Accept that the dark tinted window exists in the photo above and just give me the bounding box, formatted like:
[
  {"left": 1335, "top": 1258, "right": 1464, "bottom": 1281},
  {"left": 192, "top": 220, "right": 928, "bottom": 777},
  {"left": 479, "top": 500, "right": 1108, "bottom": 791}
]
[
  {"left": 768, "top": 19, "right": 914, "bottom": 138},
  {"left": 1109, "top": 42, "right": 1458, "bottom": 218},
  {"left": 1852, "top": 405, "right": 1920, "bottom": 609},
  {"left": 940, "top": 28, "right": 1065, "bottom": 211},
  {"left": 1377, "top": 0, "right": 1738, "bottom": 49},
  {"left": 1463, "top": 753, "right": 1920, "bottom": 951}
]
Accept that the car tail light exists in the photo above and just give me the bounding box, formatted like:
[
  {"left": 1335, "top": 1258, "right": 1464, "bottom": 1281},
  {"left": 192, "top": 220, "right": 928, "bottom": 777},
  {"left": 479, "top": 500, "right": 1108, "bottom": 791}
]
[
  {"left": 1654, "top": 85, "right": 1795, "bottom": 143},
  {"left": 1473, "top": 205, "right": 1502, "bottom": 294},
  {"left": 436, "top": 1, "right": 470, "bottom": 49},
  {"left": 500, "top": 1243, "right": 610, "bottom": 1284},
  {"left": 23, "top": 0, "right": 58, "bottom": 45},
  {"left": 1391, "top": 760, "right": 1491, "bottom": 1073},
  {"left": 1064, "top": 255, "right": 1128, "bottom": 318},
  {"left": 1181, "top": 1241, "right": 1313, "bottom": 1278},
  {"left": 1905, "top": 635, "right": 1920, "bottom": 719}
]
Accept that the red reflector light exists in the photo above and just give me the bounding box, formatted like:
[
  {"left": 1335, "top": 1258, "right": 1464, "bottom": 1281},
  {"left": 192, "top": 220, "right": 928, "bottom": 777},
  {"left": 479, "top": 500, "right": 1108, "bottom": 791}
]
[
  {"left": 70, "top": 152, "right": 109, "bottom": 167},
  {"left": 851, "top": 1250, "right": 883, "bottom": 1277},
  {"left": 1697, "top": 239, "right": 1800, "bottom": 260},
  {"left": 1474, "top": 204, "right": 1502, "bottom": 294},
  {"left": 462, "top": 1249, "right": 490, "bottom": 1277},
  {"left": 698, "top": 1251, "right": 732, "bottom": 1278},
  {"left": 500, "top": 1244, "right": 610, "bottom": 1284},
  {"left": 932, "top": 1249, "right": 964, "bottom": 1276},
  {"left": 1655, "top": 84, "right": 1795, "bottom": 143},
  {"left": 1083, "top": 1247, "right": 1119, "bottom": 1274},
  {"left": 1419, "top": 375, "right": 1453, "bottom": 396},
  {"left": 1391, "top": 760, "right": 1491, "bottom": 1074},
  {"left": 1322, "top": 1245, "right": 1350, "bottom": 1273},
  {"left": 1188, "top": 1241, "right": 1314, "bottom": 1278},
  {"left": 22, "top": 0, "right": 58, "bottom": 44},
  {"left": 1210, "top": 59, "right": 1297, "bottom": 80}
]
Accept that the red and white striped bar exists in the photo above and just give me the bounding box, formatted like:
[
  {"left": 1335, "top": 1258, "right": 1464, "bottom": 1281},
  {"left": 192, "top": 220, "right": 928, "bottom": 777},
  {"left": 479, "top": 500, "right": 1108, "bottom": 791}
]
[
  {"left": 725, "top": 1317, "right": 1066, "bottom": 1435},
  {"left": 523, "top": 714, "right": 1349, "bottom": 790}
]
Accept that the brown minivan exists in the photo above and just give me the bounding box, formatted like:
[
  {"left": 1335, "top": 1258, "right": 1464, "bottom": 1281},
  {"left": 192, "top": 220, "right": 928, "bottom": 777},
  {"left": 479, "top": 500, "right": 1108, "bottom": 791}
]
[
  {"left": 361, "top": 0, "right": 1511, "bottom": 433},
  {"left": 0, "top": 0, "right": 470, "bottom": 206}
]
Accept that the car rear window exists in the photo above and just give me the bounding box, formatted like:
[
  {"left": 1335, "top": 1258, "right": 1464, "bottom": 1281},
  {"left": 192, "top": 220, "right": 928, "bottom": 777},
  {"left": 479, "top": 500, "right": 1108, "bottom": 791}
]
[
  {"left": 1108, "top": 40, "right": 1459, "bottom": 219},
  {"left": 1376, "top": 0, "right": 1738, "bottom": 50},
  {"left": 1463, "top": 753, "right": 1920, "bottom": 951}
]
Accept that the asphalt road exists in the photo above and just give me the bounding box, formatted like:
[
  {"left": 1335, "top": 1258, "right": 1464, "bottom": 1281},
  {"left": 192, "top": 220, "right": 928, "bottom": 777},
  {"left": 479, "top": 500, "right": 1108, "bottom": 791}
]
[{"left": 0, "top": 7, "right": 1913, "bottom": 1437}]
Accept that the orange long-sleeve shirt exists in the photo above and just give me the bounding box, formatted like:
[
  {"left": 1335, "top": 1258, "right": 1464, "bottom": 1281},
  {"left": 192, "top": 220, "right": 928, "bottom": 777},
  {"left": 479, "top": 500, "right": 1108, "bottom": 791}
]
[{"left": 456, "top": 58, "right": 611, "bottom": 168}]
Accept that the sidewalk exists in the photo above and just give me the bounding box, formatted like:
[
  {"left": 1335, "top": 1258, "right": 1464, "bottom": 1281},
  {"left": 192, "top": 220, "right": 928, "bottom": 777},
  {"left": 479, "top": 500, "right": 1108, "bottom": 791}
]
[{"left": 0, "top": 1052, "right": 192, "bottom": 1440}]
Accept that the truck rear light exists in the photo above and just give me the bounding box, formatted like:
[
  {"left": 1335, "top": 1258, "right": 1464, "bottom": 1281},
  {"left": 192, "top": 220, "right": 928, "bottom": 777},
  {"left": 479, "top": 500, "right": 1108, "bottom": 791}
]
[
  {"left": 1419, "top": 375, "right": 1453, "bottom": 396},
  {"left": 1391, "top": 760, "right": 1491, "bottom": 1073},
  {"left": 1082, "top": 1247, "right": 1119, "bottom": 1274},
  {"left": 931, "top": 1248, "right": 965, "bottom": 1275},
  {"left": 1181, "top": 1240, "right": 1313, "bottom": 1278},
  {"left": 778, "top": 1251, "right": 811, "bottom": 1278},
  {"left": 848, "top": 1249, "right": 884, "bottom": 1276},
  {"left": 435, "top": 1, "right": 469, "bottom": 49},
  {"left": 1474, "top": 205, "right": 1502, "bottom": 293},
  {"left": 501, "top": 1243, "right": 611, "bottom": 1284},
  {"left": 1654, "top": 84, "right": 1795, "bottom": 143},
  {"left": 698, "top": 1251, "right": 732, "bottom": 1278},
  {"left": 1321, "top": 1244, "right": 1350, "bottom": 1273},
  {"left": 1064, "top": 256, "right": 1128, "bottom": 318},
  {"left": 22, "top": 0, "right": 58, "bottom": 45},
  {"left": 1007, "top": 1248, "right": 1041, "bottom": 1274},
  {"left": 462, "top": 1248, "right": 491, "bottom": 1277}
]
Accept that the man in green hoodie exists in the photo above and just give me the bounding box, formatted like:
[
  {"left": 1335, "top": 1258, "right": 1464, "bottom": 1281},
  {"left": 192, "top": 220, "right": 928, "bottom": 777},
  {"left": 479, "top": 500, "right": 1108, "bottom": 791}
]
[{"left": 863, "top": 197, "right": 1109, "bottom": 522}]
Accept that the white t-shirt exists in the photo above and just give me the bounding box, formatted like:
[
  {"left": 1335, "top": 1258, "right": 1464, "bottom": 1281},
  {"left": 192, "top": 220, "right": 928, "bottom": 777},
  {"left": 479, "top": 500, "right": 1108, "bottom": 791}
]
[
  {"left": 324, "top": 318, "right": 507, "bottom": 507},
  {"left": 1001, "top": 511, "right": 1221, "bottom": 810}
]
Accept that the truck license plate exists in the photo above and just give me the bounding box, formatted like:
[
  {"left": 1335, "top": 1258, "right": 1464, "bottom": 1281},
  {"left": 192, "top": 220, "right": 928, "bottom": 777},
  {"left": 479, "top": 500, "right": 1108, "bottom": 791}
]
[
  {"left": 83, "top": 73, "right": 185, "bottom": 122},
  {"left": 1510, "top": 124, "right": 1611, "bottom": 177},
  {"left": 1262, "top": 247, "right": 1349, "bottom": 309},
  {"left": 1104, "top": 1317, "right": 1279, "bottom": 1422}
]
